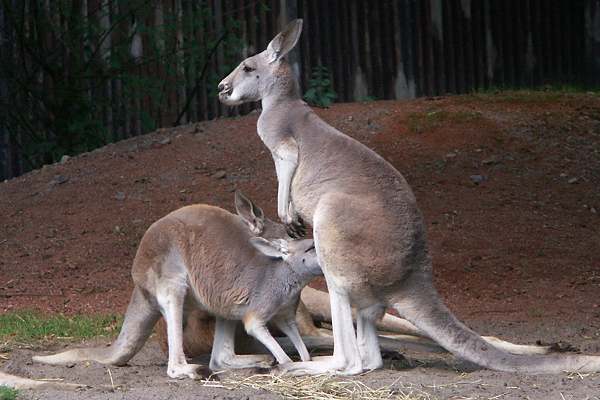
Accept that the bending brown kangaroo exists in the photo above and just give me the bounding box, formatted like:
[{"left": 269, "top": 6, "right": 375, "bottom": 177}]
[
  {"left": 33, "top": 192, "right": 321, "bottom": 379},
  {"left": 218, "top": 19, "right": 600, "bottom": 374}
]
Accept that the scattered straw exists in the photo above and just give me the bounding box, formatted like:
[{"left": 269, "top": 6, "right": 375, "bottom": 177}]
[
  {"left": 203, "top": 373, "right": 433, "bottom": 400},
  {"left": 106, "top": 368, "right": 115, "bottom": 392}
]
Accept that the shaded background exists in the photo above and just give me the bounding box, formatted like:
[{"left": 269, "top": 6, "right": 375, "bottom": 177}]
[{"left": 1, "top": 0, "right": 600, "bottom": 180}]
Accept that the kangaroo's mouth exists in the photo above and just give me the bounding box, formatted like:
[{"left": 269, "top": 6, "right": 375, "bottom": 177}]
[{"left": 219, "top": 88, "right": 233, "bottom": 97}]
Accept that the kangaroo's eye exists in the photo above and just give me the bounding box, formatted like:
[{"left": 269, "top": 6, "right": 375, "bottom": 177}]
[{"left": 242, "top": 64, "right": 254, "bottom": 73}]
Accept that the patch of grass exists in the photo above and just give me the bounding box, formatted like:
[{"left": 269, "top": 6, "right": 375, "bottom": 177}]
[
  {"left": 0, "top": 386, "right": 18, "bottom": 400},
  {"left": 0, "top": 310, "right": 122, "bottom": 345},
  {"left": 465, "top": 85, "right": 600, "bottom": 104},
  {"left": 407, "top": 110, "right": 483, "bottom": 134}
]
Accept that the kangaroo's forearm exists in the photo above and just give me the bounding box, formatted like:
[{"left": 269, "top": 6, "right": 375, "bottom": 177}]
[
  {"left": 272, "top": 138, "right": 299, "bottom": 222},
  {"left": 276, "top": 159, "right": 295, "bottom": 220}
]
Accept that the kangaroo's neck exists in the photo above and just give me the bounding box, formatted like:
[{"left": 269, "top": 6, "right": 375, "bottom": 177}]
[
  {"left": 271, "top": 263, "right": 314, "bottom": 295},
  {"left": 260, "top": 60, "right": 302, "bottom": 112}
]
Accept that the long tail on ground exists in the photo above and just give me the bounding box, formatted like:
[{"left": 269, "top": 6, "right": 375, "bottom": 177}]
[
  {"left": 275, "top": 330, "right": 448, "bottom": 354},
  {"left": 32, "top": 286, "right": 160, "bottom": 366},
  {"left": 0, "top": 371, "right": 84, "bottom": 390},
  {"left": 391, "top": 275, "right": 600, "bottom": 373},
  {"left": 302, "top": 286, "right": 551, "bottom": 355}
]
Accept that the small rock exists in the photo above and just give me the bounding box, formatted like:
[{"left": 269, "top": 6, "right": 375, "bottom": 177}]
[
  {"left": 158, "top": 137, "right": 171, "bottom": 145},
  {"left": 469, "top": 175, "right": 486, "bottom": 185},
  {"left": 445, "top": 152, "right": 457, "bottom": 159},
  {"left": 348, "top": 116, "right": 354, "bottom": 122},
  {"left": 482, "top": 155, "right": 500, "bottom": 165},
  {"left": 51, "top": 175, "right": 69, "bottom": 185},
  {"left": 560, "top": 173, "right": 568, "bottom": 178},
  {"left": 567, "top": 177, "right": 578, "bottom": 184},
  {"left": 60, "top": 155, "right": 70, "bottom": 164},
  {"left": 367, "top": 119, "right": 381, "bottom": 131},
  {"left": 591, "top": 207, "right": 597, "bottom": 214},
  {"left": 114, "top": 192, "right": 126, "bottom": 201},
  {"left": 211, "top": 170, "right": 227, "bottom": 179}
]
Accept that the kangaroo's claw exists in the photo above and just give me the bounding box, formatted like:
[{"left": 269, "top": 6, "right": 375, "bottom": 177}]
[{"left": 286, "top": 217, "right": 306, "bottom": 238}]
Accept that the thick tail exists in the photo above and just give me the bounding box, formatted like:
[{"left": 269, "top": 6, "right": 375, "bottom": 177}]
[
  {"left": 301, "top": 286, "right": 550, "bottom": 355},
  {"left": 33, "top": 286, "right": 160, "bottom": 366},
  {"left": 272, "top": 329, "right": 448, "bottom": 354},
  {"left": 0, "top": 371, "right": 84, "bottom": 390},
  {"left": 391, "top": 281, "right": 600, "bottom": 374}
]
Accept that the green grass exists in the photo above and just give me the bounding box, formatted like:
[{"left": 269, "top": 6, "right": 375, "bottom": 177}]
[
  {"left": 0, "top": 310, "right": 122, "bottom": 345},
  {"left": 0, "top": 386, "right": 18, "bottom": 400},
  {"left": 464, "top": 85, "right": 600, "bottom": 104},
  {"left": 407, "top": 110, "right": 483, "bottom": 134}
]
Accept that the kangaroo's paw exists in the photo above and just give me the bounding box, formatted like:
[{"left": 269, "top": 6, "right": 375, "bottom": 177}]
[
  {"left": 277, "top": 357, "right": 363, "bottom": 376},
  {"left": 210, "top": 354, "right": 275, "bottom": 371},
  {"left": 167, "top": 363, "right": 207, "bottom": 380}
]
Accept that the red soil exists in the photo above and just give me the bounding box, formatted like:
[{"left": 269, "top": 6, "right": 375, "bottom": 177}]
[{"left": 1, "top": 93, "right": 599, "bottom": 330}]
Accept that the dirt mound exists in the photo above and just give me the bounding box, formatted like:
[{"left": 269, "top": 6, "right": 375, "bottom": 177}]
[{"left": 1, "top": 93, "right": 599, "bottom": 331}]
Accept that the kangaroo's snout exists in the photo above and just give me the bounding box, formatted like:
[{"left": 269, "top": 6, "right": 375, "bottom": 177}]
[{"left": 218, "top": 81, "right": 232, "bottom": 96}]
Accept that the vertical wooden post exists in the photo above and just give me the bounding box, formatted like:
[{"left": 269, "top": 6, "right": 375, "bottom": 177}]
[
  {"left": 0, "top": 2, "right": 8, "bottom": 180},
  {"left": 585, "top": 0, "right": 600, "bottom": 87},
  {"left": 175, "top": 0, "right": 186, "bottom": 124}
]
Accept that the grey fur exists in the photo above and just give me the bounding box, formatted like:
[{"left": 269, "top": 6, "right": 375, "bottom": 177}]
[{"left": 218, "top": 19, "right": 600, "bottom": 375}]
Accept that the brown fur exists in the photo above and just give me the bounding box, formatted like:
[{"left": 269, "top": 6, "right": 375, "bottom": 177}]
[{"left": 34, "top": 193, "right": 321, "bottom": 379}]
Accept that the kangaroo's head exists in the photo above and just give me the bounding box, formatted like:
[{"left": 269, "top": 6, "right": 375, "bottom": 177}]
[
  {"left": 250, "top": 237, "right": 321, "bottom": 278},
  {"left": 218, "top": 19, "right": 303, "bottom": 106},
  {"left": 234, "top": 190, "right": 288, "bottom": 239}
]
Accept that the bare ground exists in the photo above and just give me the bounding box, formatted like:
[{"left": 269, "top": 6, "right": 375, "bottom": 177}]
[
  {"left": 6, "top": 320, "right": 600, "bottom": 399},
  {"left": 1, "top": 92, "right": 600, "bottom": 398}
]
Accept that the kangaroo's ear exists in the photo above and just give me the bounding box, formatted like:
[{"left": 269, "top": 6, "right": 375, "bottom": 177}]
[
  {"left": 266, "top": 19, "right": 303, "bottom": 64},
  {"left": 235, "top": 191, "right": 265, "bottom": 234},
  {"left": 250, "top": 237, "right": 289, "bottom": 259}
]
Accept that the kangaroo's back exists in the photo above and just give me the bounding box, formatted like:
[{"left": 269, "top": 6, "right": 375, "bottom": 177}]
[{"left": 132, "top": 204, "right": 263, "bottom": 312}]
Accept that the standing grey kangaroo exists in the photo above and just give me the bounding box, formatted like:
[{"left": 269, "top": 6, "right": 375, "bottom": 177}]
[
  {"left": 33, "top": 191, "right": 321, "bottom": 379},
  {"left": 218, "top": 19, "right": 600, "bottom": 375}
]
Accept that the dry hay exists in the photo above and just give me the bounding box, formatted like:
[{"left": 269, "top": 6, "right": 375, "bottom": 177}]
[{"left": 201, "top": 373, "right": 434, "bottom": 400}]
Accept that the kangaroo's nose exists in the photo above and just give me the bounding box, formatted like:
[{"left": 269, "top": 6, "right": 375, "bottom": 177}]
[{"left": 218, "top": 82, "right": 230, "bottom": 93}]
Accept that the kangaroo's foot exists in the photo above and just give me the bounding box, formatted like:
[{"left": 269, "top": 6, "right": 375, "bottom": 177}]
[
  {"left": 278, "top": 356, "right": 363, "bottom": 376},
  {"left": 210, "top": 354, "right": 275, "bottom": 371},
  {"left": 167, "top": 363, "right": 206, "bottom": 380}
]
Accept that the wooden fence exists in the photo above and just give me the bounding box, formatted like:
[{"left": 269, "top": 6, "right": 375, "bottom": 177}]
[{"left": 1, "top": 0, "right": 600, "bottom": 181}]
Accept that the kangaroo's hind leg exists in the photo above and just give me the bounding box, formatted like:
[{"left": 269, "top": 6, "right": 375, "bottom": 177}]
[
  {"left": 209, "top": 317, "right": 275, "bottom": 370},
  {"left": 157, "top": 278, "right": 205, "bottom": 379},
  {"left": 356, "top": 304, "right": 385, "bottom": 370}
]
